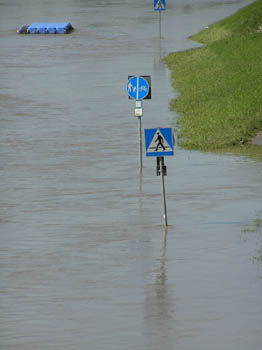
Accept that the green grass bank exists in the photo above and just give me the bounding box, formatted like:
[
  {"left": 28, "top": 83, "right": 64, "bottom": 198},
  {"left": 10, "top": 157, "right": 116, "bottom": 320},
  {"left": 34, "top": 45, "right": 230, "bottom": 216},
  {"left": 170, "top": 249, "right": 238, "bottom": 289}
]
[{"left": 165, "top": 0, "right": 262, "bottom": 154}]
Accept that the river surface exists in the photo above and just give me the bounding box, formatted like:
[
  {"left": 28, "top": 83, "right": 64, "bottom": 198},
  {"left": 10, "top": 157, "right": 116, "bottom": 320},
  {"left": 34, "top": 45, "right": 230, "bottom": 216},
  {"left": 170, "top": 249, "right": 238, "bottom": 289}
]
[{"left": 1, "top": 0, "right": 262, "bottom": 349}]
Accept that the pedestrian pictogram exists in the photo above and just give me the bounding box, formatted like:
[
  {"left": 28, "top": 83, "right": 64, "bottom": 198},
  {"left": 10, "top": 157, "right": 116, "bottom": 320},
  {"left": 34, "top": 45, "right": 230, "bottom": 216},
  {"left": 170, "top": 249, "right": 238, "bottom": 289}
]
[
  {"left": 154, "top": 0, "right": 166, "bottom": 11},
  {"left": 155, "top": 132, "right": 166, "bottom": 151},
  {"left": 145, "top": 128, "right": 174, "bottom": 157}
]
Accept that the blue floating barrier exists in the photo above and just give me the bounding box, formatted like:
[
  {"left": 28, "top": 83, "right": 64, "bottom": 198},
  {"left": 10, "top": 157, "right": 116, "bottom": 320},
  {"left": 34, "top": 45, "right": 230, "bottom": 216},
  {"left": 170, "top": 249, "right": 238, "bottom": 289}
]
[
  {"left": 37, "top": 26, "right": 47, "bottom": 34},
  {"left": 48, "top": 27, "right": 56, "bottom": 34},
  {"left": 17, "top": 22, "right": 74, "bottom": 34}
]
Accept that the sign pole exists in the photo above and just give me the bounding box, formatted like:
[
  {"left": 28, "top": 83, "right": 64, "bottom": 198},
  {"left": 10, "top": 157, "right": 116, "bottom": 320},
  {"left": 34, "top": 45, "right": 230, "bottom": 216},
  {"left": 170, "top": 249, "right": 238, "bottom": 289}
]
[
  {"left": 145, "top": 128, "right": 173, "bottom": 225},
  {"left": 135, "top": 99, "right": 143, "bottom": 169},
  {"left": 138, "top": 115, "right": 142, "bottom": 168},
  {"left": 127, "top": 76, "right": 150, "bottom": 170},
  {"left": 154, "top": 0, "right": 166, "bottom": 38},
  {"left": 159, "top": 11, "right": 162, "bottom": 39},
  {"left": 159, "top": 156, "right": 168, "bottom": 226}
]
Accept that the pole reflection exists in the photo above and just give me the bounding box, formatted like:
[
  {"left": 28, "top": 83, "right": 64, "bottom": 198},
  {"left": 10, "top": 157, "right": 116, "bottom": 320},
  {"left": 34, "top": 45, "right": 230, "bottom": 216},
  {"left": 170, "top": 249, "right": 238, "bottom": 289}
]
[{"left": 143, "top": 227, "right": 176, "bottom": 343}]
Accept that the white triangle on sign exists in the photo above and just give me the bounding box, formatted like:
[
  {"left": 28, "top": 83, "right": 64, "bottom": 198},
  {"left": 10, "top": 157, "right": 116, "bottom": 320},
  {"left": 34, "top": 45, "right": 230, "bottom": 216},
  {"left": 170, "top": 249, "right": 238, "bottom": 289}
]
[
  {"left": 155, "top": 0, "right": 165, "bottom": 9},
  {"left": 147, "top": 129, "right": 171, "bottom": 153}
]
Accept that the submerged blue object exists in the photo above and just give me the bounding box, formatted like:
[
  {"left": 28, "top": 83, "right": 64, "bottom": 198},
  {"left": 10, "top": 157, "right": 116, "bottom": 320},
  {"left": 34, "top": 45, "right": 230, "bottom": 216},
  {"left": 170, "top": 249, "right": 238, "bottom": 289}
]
[{"left": 17, "top": 22, "right": 74, "bottom": 34}]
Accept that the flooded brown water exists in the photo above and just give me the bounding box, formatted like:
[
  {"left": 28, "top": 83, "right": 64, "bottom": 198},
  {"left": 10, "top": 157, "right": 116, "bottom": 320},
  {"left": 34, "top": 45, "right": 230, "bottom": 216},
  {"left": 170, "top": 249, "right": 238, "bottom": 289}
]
[{"left": 1, "top": 1, "right": 261, "bottom": 349}]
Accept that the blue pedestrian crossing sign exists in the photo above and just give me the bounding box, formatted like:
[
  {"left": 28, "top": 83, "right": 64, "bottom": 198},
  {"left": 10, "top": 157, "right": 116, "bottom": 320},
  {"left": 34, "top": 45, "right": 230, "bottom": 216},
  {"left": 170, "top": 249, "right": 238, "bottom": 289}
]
[
  {"left": 145, "top": 128, "right": 174, "bottom": 156},
  {"left": 127, "top": 76, "right": 149, "bottom": 100},
  {"left": 154, "top": 0, "right": 166, "bottom": 11}
]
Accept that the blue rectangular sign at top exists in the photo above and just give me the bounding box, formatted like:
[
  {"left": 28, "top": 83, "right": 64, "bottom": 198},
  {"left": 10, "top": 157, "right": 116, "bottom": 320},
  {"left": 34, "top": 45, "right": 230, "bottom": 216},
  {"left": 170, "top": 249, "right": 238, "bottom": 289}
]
[
  {"left": 154, "top": 0, "right": 166, "bottom": 11},
  {"left": 145, "top": 128, "right": 174, "bottom": 157}
]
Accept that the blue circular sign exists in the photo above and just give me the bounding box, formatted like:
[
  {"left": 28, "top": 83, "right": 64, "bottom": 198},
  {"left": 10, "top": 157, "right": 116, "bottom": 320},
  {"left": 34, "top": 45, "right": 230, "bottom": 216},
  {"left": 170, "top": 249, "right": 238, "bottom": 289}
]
[{"left": 127, "top": 76, "right": 149, "bottom": 100}]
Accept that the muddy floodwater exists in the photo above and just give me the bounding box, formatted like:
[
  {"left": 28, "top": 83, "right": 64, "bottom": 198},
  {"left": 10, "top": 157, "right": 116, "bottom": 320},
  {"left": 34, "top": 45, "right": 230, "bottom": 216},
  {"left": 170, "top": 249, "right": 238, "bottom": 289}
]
[{"left": 1, "top": 0, "right": 262, "bottom": 349}]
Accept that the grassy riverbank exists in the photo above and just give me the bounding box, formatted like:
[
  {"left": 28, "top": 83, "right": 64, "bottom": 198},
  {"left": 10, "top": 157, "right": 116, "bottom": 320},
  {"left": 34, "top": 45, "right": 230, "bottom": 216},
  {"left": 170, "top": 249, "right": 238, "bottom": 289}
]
[{"left": 165, "top": 0, "right": 262, "bottom": 153}]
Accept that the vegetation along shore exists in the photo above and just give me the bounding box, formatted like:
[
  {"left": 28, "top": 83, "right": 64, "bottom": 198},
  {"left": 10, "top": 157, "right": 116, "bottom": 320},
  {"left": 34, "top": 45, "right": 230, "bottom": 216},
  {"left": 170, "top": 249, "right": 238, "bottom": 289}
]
[{"left": 165, "top": 0, "right": 262, "bottom": 155}]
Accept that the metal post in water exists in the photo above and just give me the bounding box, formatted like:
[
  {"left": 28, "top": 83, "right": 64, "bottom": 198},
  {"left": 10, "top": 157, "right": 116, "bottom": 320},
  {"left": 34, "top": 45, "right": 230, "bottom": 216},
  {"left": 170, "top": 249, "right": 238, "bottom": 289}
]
[
  {"left": 159, "top": 156, "right": 168, "bottom": 226},
  {"left": 162, "top": 225, "right": 168, "bottom": 249},
  {"left": 138, "top": 115, "right": 142, "bottom": 169},
  {"left": 146, "top": 127, "right": 173, "bottom": 226},
  {"left": 135, "top": 100, "right": 143, "bottom": 169},
  {"left": 159, "top": 11, "right": 162, "bottom": 39}
]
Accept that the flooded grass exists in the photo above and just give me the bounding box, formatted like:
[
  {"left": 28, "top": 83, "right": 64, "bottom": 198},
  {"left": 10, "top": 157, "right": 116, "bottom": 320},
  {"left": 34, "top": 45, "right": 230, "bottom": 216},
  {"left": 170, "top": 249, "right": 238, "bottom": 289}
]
[
  {"left": 165, "top": 0, "right": 262, "bottom": 155},
  {"left": 242, "top": 212, "right": 262, "bottom": 264},
  {"left": 242, "top": 222, "right": 262, "bottom": 233},
  {"left": 252, "top": 248, "right": 262, "bottom": 264}
]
